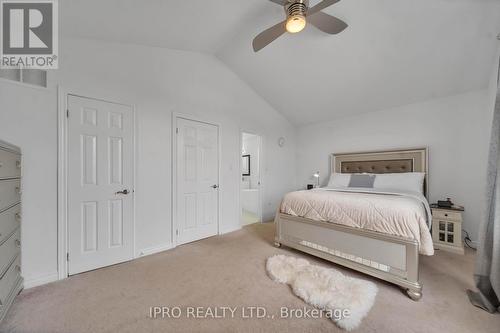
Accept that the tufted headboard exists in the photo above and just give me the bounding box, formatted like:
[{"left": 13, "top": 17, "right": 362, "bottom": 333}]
[{"left": 331, "top": 148, "right": 428, "bottom": 197}]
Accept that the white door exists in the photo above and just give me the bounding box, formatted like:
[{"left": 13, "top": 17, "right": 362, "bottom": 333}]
[
  {"left": 176, "top": 118, "right": 219, "bottom": 245},
  {"left": 67, "top": 95, "right": 134, "bottom": 275}
]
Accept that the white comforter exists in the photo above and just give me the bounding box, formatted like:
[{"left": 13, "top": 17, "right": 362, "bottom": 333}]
[{"left": 280, "top": 187, "right": 434, "bottom": 255}]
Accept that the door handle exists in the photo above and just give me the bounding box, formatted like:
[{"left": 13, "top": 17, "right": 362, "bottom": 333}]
[
  {"left": 115, "top": 189, "right": 130, "bottom": 195},
  {"left": 211, "top": 185, "right": 219, "bottom": 189}
]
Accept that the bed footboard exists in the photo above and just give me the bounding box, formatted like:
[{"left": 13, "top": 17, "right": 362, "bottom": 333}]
[{"left": 274, "top": 213, "right": 422, "bottom": 300}]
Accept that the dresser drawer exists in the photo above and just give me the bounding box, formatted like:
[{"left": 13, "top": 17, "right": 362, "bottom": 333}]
[
  {"left": 432, "top": 209, "right": 461, "bottom": 221},
  {"left": 0, "top": 204, "right": 20, "bottom": 245},
  {"left": 0, "top": 255, "right": 20, "bottom": 306},
  {"left": 0, "top": 149, "right": 21, "bottom": 180},
  {"left": 0, "top": 179, "right": 21, "bottom": 212},
  {"left": 0, "top": 229, "right": 20, "bottom": 278}
]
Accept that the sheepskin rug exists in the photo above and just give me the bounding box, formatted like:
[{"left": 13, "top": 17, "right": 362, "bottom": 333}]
[{"left": 266, "top": 255, "right": 378, "bottom": 331}]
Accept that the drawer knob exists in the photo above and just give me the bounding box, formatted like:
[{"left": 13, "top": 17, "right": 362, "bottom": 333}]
[
  {"left": 15, "top": 239, "right": 21, "bottom": 247},
  {"left": 15, "top": 213, "right": 21, "bottom": 221},
  {"left": 444, "top": 214, "right": 448, "bottom": 217},
  {"left": 15, "top": 186, "right": 21, "bottom": 194},
  {"left": 16, "top": 160, "right": 21, "bottom": 169}
]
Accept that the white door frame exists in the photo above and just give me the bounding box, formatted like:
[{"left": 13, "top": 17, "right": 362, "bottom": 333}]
[
  {"left": 57, "top": 86, "right": 137, "bottom": 279},
  {"left": 171, "top": 112, "right": 221, "bottom": 248},
  {"left": 238, "top": 130, "right": 264, "bottom": 225}
]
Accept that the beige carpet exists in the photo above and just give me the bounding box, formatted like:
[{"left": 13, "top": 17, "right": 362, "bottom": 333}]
[{"left": 1, "top": 223, "right": 499, "bottom": 333}]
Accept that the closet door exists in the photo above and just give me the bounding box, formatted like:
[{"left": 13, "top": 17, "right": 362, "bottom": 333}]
[
  {"left": 67, "top": 95, "right": 135, "bottom": 275},
  {"left": 176, "top": 117, "right": 219, "bottom": 245}
]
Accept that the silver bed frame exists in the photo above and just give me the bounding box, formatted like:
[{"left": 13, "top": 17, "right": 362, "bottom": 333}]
[{"left": 274, "top": 148, "right": 428, "bottom": 301}]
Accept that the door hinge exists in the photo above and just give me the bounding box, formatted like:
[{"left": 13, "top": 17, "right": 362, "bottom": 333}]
[
  {"left": 176, "top": 229, "right": 179, "bottom": 236},
  {"left": 66, "top": 253, "right": 69, "bottom": 261},
  {"left": 176, "top": 127, "right": 179, "bottom": 134},
  {"left": 66, "top": 109, "right": 69, "bottom": 118}
]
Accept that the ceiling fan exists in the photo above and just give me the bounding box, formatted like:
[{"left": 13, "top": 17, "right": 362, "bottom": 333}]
[{"left": 253, "top": 0, "right": 348, "bottom": 52}]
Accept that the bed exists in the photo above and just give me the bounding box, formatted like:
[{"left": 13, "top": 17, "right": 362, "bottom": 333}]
[{"left": 274, "top": 148, "right": 431, "bottom": 300}]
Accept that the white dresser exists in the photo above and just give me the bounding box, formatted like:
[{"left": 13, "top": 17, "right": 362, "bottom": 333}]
[{"left": 0, "top": 140, "right": 23, "bottom": 322}]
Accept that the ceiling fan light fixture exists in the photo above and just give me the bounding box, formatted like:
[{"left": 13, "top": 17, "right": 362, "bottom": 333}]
[
  {"left": 252, "top": 0, "right": 348, "bottom": 52},
  {"left": 286, "top": 14, "right": 306, "bottom": 33},
  {"left": 285, "top": 0, "right": 308, "bottom": 33}
]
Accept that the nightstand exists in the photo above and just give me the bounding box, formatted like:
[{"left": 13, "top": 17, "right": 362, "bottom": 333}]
[{"left": 430, "top": 205, "right": 465, "bottom": 255}]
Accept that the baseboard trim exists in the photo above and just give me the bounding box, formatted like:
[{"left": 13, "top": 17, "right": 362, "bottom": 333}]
[
  {"left": 138, "top": 243, "right": 173, "bottom": 257},
  {"left": 24, "top": 271, "right": 59, "bottom": 289}
]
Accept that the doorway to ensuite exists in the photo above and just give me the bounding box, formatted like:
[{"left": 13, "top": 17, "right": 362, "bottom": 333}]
[{"left": 240, "top": 132, "right": 262, "bottom": 226}]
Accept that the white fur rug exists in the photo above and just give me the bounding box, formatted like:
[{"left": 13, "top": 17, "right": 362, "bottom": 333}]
[{"left": 266, "top": 255, "right": 378, "bottom": 331}]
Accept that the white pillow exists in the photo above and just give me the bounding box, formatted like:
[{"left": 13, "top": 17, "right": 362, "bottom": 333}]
[
  {"left": 373, "top": 172, "right": 425, "bottom": 194},
  {"left": 327, "top": 173, "right": 351, "bottom": 187}
]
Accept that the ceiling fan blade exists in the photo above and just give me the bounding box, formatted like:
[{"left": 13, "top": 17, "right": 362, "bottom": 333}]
[
  {"left": 253, "top": 21, "right": 286, "bottom": 52},
  {"left": 308, "top": 11, "right": 347, "bottom": 34},
  {"left": 308, "top": 0, "right": 342, "bottom": 16}
]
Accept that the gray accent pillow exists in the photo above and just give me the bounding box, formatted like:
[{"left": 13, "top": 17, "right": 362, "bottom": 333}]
[{"left": 348, "top": 174, "right": 376, "bottom": 188}]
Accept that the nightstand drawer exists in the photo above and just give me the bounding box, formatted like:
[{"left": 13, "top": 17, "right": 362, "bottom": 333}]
[{"left": 433, "top": 210, "right": 461, "bottom": 221}]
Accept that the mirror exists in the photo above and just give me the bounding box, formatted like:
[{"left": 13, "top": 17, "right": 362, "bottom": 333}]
[{"left": 242, "top": 155, "right": 251, "bottom": 176}]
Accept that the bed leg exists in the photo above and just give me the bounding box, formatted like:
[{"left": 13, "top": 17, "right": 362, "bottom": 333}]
[
  {"left": 274, "top": 241, "right": 282, "bottom": 248},
  {"left": 406, "top": 288, "right": 422, "bottom": 301}
]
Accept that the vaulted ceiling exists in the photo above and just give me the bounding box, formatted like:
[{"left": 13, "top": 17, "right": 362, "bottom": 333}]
[{"left": 62, "top": 0, "right": 500, "bottom": 125}]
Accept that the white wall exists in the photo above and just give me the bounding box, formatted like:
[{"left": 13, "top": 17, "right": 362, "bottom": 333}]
[
  {"left": 296, "top": 90, "right": 492, "bottom": 242},
  {"left": 0, "top": 38, "right": 297, "bottom": 286},
  {"left": 0, "top": 81, "right": 59, "bottom": 286}
]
